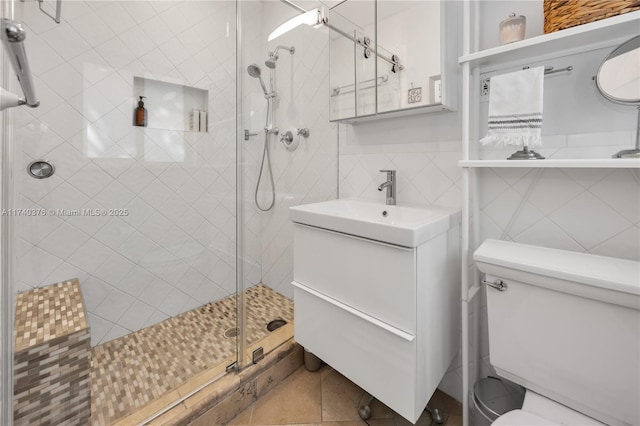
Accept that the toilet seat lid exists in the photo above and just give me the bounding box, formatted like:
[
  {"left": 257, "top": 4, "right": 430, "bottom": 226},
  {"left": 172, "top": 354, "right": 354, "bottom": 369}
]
[{"left": 493, "top": 410, "right": 558, "bottom": 426}]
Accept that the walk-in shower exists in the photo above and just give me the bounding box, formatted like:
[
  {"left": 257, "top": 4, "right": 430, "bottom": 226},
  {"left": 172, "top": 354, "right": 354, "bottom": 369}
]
[
  {"left": 247, "top": 45, "right": 294, "bottom": 212},
  {"left": 1, "top": 0, "right": 335, "bottom": 423},
  {"left": 1, "top": 1, "right": 250, "bottom": 423}
]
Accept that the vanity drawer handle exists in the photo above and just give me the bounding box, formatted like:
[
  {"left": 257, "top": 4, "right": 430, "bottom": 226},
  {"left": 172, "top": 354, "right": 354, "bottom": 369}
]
[
  {"left": 482, "top": 279, "right": 508, "bottom": 292},
  {"left": 292, "top": 281, "right": 416, "bottom": 342}
]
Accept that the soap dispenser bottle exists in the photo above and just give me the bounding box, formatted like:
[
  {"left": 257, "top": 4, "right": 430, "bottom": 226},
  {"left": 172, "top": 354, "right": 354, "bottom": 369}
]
[{"left": 135, "top": 96, "right": 147, "bottom": 127}]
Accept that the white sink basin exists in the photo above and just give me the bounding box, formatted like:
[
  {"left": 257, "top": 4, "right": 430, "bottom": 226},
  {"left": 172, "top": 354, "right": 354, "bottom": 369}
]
[{"left": 289, "top": 199, "right": 461, "bottom": 247}]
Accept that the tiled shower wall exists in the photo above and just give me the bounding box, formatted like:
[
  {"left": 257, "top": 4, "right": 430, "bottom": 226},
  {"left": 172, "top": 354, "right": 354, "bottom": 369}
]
[
  {"left": 338, "top": 4, "right": 640, "bottom": 403},
  {"left": 243, "top": 1, "right": 338, "bottom": 299},
  {"left": 13, "top": 1, "right": 237, "bottom": 346}
]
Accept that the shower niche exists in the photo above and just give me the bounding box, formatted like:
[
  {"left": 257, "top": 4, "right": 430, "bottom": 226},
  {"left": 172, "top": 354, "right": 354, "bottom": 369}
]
[
  {"left": 328, "top": 0, "right": 459, "bottom": 121},
  {"left": 133, "top": 76, "right": 209, "bottom": 132}
]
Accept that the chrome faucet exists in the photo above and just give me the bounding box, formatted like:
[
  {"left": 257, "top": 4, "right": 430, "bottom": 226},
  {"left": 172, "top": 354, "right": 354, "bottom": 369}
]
[{"left": 378, "top": 169, "right": 396, "bottom": 205}]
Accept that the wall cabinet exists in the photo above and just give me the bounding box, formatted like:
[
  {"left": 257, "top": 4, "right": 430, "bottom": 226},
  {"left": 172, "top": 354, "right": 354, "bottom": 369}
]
[{"left": 328, "top": 0, "right": 459, "bottom": 122}]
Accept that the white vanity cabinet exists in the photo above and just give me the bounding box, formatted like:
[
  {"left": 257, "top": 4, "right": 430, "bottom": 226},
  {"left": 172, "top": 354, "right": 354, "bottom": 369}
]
[{"left": 291, "top": 205, "right": 460, "bottom": 423}]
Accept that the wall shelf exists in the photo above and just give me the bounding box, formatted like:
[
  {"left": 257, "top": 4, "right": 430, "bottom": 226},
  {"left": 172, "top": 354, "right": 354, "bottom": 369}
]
[
  {"left": 459, "top": 11, "right": 640, "bottom": 68},
  {"left": 133, "top": 77, "right": 208, "bottom": 132},
  {"left": 458, "top": 159, "right": 640, "bottom": 169},
  {"left": 458, "top": 10, "right": 640, "bottom": 426}
]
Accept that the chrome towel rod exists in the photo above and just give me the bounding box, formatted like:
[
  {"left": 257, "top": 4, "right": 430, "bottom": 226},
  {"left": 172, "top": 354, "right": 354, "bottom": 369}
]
[
  {"left": 20, "top": 0, "right": 62, "bottom": 24},
  {"left": 332, "top": 75, "right": 389, "bottom": 97},
  {"left": 38, "top": 0, "right": 62, "bottom": 24},
  {"left": 524, "top": 65, "right": 574, "bottom": 75},
  {"left": 1, "top": 19, "right": 40, "bottom": 110}
]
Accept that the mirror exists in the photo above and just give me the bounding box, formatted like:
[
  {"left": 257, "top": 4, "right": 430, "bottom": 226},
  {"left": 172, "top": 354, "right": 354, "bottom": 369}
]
[
  {"left": 328, "top": 1, "right": 376, "bottom": 119},
  {"left": 375, "top": 1, "right": 441, "bottom": 114},
  {"left": 328, "top": 0, "right": 458, "bottom": 122},
  {"left": 596, "top": 35, "right": 640, "bottom": 158},
  {"left": 597, "top": 35, "right": 640, "bottom": 104}
]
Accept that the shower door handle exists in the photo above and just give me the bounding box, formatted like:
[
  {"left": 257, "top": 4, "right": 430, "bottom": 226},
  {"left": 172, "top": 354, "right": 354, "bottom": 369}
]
[{"left": 244, "top": 129, "right": 258, "bottom": 140}]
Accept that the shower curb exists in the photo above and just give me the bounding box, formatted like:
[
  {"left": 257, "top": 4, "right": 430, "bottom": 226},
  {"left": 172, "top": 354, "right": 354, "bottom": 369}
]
[{"left": 147, "top": 338, "right": 303, "bottom": 426}]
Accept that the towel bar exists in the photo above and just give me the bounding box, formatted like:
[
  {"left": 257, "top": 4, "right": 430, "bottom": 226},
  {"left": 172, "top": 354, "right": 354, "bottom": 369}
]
[{"left": 523, "top": 65, "right": 574, "bottom": 75}]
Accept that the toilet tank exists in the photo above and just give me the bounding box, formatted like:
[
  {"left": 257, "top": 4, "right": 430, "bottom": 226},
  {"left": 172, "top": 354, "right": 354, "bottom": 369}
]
[{"left": 474, "top": 240, "right": 640, "bottom": 426}]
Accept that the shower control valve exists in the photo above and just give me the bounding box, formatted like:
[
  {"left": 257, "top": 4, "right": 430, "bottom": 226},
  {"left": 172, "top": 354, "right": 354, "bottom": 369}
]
[{"left": 281, "top": 130, "right": 297, "bottom": 152}]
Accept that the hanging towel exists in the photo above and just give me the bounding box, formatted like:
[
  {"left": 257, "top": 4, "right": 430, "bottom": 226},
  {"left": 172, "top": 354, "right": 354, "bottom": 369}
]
[{"left": 480, "top": 66, "right": 544, "bottom": 147}]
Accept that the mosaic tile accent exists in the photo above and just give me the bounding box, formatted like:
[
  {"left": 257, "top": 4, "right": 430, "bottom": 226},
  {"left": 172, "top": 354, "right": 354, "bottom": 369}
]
[
  {"left": 15, "top": 279, "right": 88, "bottom": 352},
  {"left": 14, "top": 279, "right": 91, "bottom": 426},
  {"left": 91, "top": 284, "right": 293, "bottom": 425}
]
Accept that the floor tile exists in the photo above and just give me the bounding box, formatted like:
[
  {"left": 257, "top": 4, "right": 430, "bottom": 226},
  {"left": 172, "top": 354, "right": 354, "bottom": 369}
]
[
  {"left": 320, "top": 369, "right": 366, "bottom": 422},
  {"left": 231, "top": 364, "right": 463, "bottom": 426},
  {"left": 446, "top": 415, "right": 463, "bottom": 426},
  {"left": 428, "top": 389, "right": 463, "bottom": 417},
  {"left": 366, "top": 420, "right": 396, "bottom": 426},
  {"left": 247, "top": 367, "right": 322, "bottom": 425}
]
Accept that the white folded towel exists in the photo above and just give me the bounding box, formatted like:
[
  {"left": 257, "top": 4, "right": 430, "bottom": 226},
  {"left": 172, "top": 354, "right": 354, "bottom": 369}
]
[{"left": 480, "top": 66, "right": 544, "bottom": 147}]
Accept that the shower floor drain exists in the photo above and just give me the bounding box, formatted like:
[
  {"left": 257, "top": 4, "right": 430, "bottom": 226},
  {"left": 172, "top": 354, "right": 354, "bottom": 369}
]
[
  {"left": 266, "top": 319, "right": 287, "bottom": 332},
  {"left": 223, "top": 327, "right": 239, "bottom": 338}
]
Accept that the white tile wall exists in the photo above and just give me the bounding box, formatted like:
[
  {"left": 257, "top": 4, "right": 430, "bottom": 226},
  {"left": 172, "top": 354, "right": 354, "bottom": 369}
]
[
  {"left": 241, "top": 1, "right": 338, "bottom": 299},
  {"left": 475, "top": 152, "right": 639, "bottom": 260},
  {"left": 13, "top": 0, "right": 238, "bottom": 346}
]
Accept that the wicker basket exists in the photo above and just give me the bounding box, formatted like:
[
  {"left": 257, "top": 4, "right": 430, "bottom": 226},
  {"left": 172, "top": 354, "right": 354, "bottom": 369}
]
[{"left": 544, "top": 0, "right": 640, "bottom": 33}]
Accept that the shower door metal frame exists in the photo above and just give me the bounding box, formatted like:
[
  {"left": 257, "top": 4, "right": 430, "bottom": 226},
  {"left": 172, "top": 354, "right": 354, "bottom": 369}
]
[
  {"left": 235, "top": 0, "right": 247, "bottom": 372},
  {"left": 0, "top": 0, "right": 17, "bottom": 423}
]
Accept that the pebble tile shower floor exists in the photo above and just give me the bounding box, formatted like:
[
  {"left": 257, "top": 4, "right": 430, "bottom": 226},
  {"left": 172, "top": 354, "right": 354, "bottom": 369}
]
[{"left": 90, "top": 284, "right": 294, "bottom": 425}]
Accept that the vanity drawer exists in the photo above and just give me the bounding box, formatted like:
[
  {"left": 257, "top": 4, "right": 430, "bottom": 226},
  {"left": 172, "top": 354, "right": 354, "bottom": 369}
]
[
  {"left": 293, "top": 282, "right": 418, "bottom": 421},
  {"left": 293, "top": 224, "right": 416, "bottom": 333}
]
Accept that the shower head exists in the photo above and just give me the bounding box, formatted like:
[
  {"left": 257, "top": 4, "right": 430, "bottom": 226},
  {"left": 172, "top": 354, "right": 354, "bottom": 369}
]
[
  {"left": 265, "top": 46, "right": 295, "bottom": 69},
  {"left": 247, "top": 64, "right": 270, "bottom": 97}
]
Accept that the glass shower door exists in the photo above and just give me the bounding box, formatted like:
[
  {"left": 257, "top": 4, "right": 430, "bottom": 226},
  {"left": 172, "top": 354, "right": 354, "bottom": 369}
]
[{"left": 2, "top": 0, "right": 239, "bottom": 424}]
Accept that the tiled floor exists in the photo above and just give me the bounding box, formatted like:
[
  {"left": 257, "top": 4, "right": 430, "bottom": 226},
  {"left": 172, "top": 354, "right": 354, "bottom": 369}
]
[
  {"left": 90, "top": 284, "right": 294, "bottom": 425},
  {"left": 229, "top": 364, "right": 463, "bottom": 426}
]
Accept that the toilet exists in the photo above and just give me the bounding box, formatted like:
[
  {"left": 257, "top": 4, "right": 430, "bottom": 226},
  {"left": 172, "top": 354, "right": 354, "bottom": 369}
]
[{"left": 474, "top": 239, "right": 640, "bottom": 426}]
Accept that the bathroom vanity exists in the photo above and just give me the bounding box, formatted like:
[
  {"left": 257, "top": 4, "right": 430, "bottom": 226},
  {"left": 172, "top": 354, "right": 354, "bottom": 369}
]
[{"left": 289, "top": 199, "right": 460, "bottom": 423}]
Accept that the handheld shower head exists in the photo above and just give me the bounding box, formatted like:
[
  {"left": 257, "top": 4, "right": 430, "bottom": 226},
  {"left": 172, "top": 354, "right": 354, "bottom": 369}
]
[
  {"left": 247, "top": 64, "right": 261, "bottom": 78},
  {"left": 247, "top": 64, "right": 270, "bottom": 97}
]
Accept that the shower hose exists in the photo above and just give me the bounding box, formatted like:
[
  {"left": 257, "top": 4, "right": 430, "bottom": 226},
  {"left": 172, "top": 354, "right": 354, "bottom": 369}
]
[{"left": 254, "top": 97, "right": 276, "bottom": 212}]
